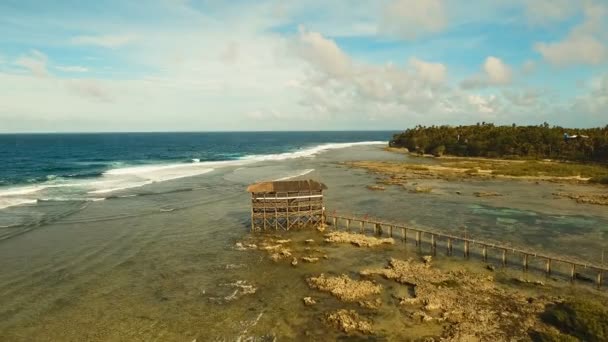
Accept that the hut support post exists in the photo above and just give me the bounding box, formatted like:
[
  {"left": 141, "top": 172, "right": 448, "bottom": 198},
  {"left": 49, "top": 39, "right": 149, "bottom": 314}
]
[
  {"left": 359, "top": 221, "right": 364, "bottom": 233},
  {"left": 250, "top": 193, "right": 254, "bottom": 232},
  {"left": 597, "top": 271, "right": 603, "bottom": 289},
  {"left": 502, "top": 249, "right": 507, "bottom": 266},
  {"left": 545, "top": 259, "right": 552, "bottom": 275},
  {"left": 447, "top": 238, "right": 452, "bottom": 256},
  {"left": 263, "top": 193, "right": 267, "bottom": 230},
  {"left": 286, "top": 196, "right": 290, "bottom": 230},
  {"left": 431, "top": 234, "right": 436, "bottom": 255},
  {"left": 346, "top": 219, "right": 351, "bottom": 231},
  {"left": 332, "top": 217, "right": 337, "bottom": 228},
  {"left": 464, "top": 241, "right": 470, "bottom": 258},
  {"left": 274, "top": 193, "right": 278, "bottom": 230},
  {"left": 415, "top": 231, "right": 421, "bottom": 247},
  {"left": 570, "top": 264, "right": 576, "bottom": 282},
  {"left": 389, "top": 225, "right": 393, "bottom": 237},
  {"left": 482, "top": 245, "right": 488, "bottom": 262},
  {"left": 523, "top": 254, "right": 529, "bottom": 272},
  {"left": 402, "top": 228, "right": 407, "bottom": 243}
]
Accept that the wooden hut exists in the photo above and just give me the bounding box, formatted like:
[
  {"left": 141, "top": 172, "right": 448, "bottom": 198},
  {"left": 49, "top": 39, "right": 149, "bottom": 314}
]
[{"left": 247, "top": 179, "right": 327, "bottom": 231}]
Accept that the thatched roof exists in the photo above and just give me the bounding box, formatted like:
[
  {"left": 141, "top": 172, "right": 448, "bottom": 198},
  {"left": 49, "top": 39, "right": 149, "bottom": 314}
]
[{"left": 247, "top": 179, "right": 327, "bottom": 193}]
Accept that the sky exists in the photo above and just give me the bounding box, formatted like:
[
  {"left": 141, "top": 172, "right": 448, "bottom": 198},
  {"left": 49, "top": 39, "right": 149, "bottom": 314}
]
[{"left": 0, "top": 0, "right": 607, "bottom": 132}]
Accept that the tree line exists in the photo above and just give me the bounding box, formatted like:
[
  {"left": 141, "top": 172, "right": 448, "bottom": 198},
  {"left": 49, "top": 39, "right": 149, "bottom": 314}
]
[{"left": 390, "top": 123, "right": 608, "bottom": 162}]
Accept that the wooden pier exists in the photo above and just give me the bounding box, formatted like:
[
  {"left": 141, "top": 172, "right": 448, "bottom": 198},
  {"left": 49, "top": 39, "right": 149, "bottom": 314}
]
[{"left": 326, "top": 213, "right": 607, "bottom": 288}]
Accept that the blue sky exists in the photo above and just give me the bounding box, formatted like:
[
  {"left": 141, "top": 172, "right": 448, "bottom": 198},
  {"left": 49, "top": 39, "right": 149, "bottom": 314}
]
[{"left": 0, "top": 0, "right": 607, "bottom": 132}]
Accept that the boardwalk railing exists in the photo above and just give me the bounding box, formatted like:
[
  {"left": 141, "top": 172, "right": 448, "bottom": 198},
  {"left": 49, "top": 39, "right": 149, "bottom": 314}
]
[{"left": 325, "top": 213, "right": 607, "bottom": 288}]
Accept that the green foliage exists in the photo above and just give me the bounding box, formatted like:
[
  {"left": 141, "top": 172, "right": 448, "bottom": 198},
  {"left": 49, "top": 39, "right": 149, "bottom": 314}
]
[
  {"left": 529, "top": 331, "right": 579, "bottom": 342},
  {"left": 540, "top": 300, "right": 608, "bottom": 342},
  {"left": 431, "top": 145, "right": 446, "bottom": 157},
  {"left": 590, "top": 176, "right": 608, "bottom": 184},
  {"left": 390, "top": 123, "right": 608, "bottom": 162}
]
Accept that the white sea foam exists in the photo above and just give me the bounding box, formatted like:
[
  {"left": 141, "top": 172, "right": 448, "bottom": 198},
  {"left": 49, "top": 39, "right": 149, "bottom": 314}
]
[
  {"left": 240, "top": 141, "right": 386, "bottom": 162},
  {"left": 275, "top": 169, "right": 315, "bottom": 181},
  {"left": 0, "top": 141, "right": 386, "bottom": 209},
  {"left": 0, "top": 198, "right": 38, "bottom": 210}
]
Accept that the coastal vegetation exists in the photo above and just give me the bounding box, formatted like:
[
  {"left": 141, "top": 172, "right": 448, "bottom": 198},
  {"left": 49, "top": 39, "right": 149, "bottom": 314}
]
[
  {"left": 390, "top": 123, "right": 608, "bottom": 162},
  {"left": 533, "top": 299, "right": 608, "bottom": 342}
]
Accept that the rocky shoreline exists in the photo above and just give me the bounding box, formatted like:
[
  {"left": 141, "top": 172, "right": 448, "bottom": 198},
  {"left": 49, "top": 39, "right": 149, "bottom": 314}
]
[{"left": 234, "top": 230, "right": 606, "bottom": 340}]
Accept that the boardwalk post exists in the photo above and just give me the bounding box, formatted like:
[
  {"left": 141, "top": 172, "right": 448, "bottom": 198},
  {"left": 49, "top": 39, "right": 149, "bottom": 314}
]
[
  {"left": 375, "top": 223, "right": 383, "bottom": 236},
  {"left": 320, "top": 214, "right": 608, "bottom": 287}
]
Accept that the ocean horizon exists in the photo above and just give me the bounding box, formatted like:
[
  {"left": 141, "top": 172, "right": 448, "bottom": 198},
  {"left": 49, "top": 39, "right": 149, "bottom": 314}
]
[{"left": 0, "top": 131, "right": 392, "bottom": 228}]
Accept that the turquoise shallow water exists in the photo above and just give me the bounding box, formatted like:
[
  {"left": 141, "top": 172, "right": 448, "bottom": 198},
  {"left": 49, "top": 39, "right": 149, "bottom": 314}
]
[{"left": 0, "top": 144, "right": 607, "bottom": 340}]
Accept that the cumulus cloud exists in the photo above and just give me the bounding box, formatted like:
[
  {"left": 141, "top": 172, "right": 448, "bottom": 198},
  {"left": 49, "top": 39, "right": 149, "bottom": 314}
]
[
  {"left": 503, "top": 89, "right": 543, "bottom": 107},
  {"left": 534, "top": 2, "right": 608, "bottom": 66},
  {"left": 381, "top": 0, "right": 447, "bottom": 39},
  {"left": 71, "top": 34, "right": 138, "bottom": 48},
  {"left": 292, "top": 30, "right": 505, "bottom": 124},
  {"left": 15, "top": 50, "right": 49, "bottom": 77},
  {"left": 408, "top": 58, "right": 447, "bottom": 85},
  {"left": 296, "top": 26, "right": 352, "bottom": 78},
  {"left": 572, "top": 74, "right": 608, "bottom": 116},
  {"left": 461, "top": 56, "right": 512, "bottom": 89}
]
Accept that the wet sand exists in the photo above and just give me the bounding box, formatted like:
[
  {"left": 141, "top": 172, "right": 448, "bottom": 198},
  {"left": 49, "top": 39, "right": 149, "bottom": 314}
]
[{"left": 0, "top": 145, "right": 607, "bottom": 340}]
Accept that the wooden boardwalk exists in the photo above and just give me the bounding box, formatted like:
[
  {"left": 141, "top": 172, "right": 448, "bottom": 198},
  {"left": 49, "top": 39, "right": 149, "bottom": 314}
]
[{"left": 325, "top": 213, "right": 607, "bottom": 288}]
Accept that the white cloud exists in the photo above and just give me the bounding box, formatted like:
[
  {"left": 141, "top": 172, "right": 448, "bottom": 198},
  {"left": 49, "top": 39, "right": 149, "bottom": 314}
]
[
  {"left": 55, "top": 65, "right": 89, "bottom": 73},
  {"left": 523, "top": 0, "right": 579, "bottom": 25},
  {"left": 535, "top": 36, "right": 607, "bottom": 66},
  {"left": 381, "top": 0, "right": 447, "bottom": 39},
  {"left": 408, "top": 58, "right": 447, "bottom": 85},
  {"left": 14, "top": 50, "right": 49, "bottom": 77},
  {"left": 572, "top": 74, "right": 608, "bottom": 116},
  {"left": 219, "top": 42, "right": 239, "bottom": 64},
  {"left": 65, "top": 79, "right": 113, "bottom": 102},
  {"left": 467, "top": 94, "right": 497, "bottom": 114},
  {"left": 296, "top": 26, "right": 352, "bottom": 78},
  {"left": 291, "top": 30, "right": 509, "bottom": 125},
  {"left": 534, "top": 2, "right": 608, "bottom": 66},
  {"left": 521, "top": 60, "right": 536, "bottom": 74},
  {"left": 503, "top": 89, "right": 543, "bottom": 107},
  {"left": 71, "top": 34, "right": 138, "bottom": 48},
  {"left": 484, "top": 56, "right": 512, "bottom": 84},
  {"left": 461, "top": 56, "right": 512, "bottom": 88}
]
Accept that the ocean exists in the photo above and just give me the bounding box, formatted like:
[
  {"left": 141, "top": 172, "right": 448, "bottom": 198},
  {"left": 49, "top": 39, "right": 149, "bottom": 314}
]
[{"left": 0, "top": 131, "right": 390, "bottom": 227}]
